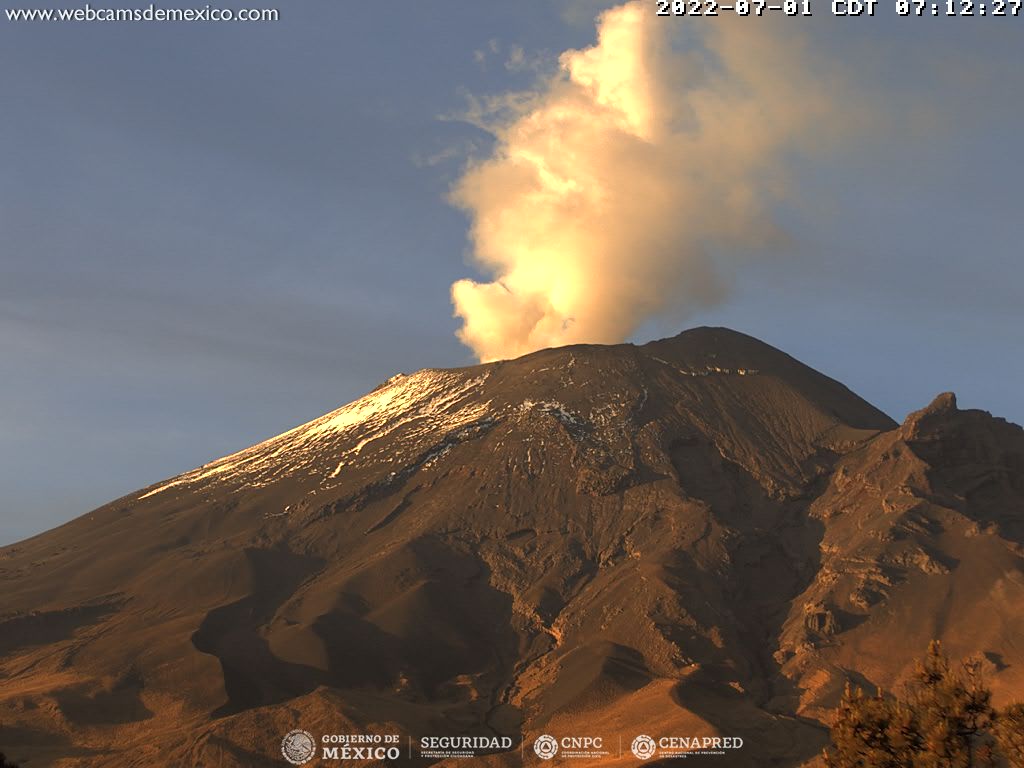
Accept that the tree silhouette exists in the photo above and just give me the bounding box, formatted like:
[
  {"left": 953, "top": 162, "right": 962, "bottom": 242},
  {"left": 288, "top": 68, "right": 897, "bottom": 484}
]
[
  {"left": 912, "top": 640, "right": 998, "bottom": 767},
  {"left": 995, "top": 703, "right": 1024, "bottom": 766},
  {"left": 824, "top": 683, "right": 922, "bottom": 767},
  {"left": 823, "top": 642, "right": 1020, "bottom": 768}
]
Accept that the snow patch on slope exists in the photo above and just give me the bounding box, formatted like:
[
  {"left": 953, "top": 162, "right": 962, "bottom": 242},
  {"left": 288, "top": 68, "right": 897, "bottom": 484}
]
[
  {"left": 139, "top": 369, "right": 491, "bottom": 499},
  {"left": 650, "top": 357, "right": 759, "bottom": 377}
]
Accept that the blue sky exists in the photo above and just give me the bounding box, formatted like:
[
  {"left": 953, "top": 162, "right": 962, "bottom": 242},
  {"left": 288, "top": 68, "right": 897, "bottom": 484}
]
[{"left": 1, "top": 1, "right": 1021, "bottom": 544}]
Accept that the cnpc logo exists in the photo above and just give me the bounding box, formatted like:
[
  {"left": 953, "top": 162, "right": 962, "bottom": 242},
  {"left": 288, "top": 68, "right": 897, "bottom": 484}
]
[{"left": 533, "top": 734, "right": 606, "bottom": 760}]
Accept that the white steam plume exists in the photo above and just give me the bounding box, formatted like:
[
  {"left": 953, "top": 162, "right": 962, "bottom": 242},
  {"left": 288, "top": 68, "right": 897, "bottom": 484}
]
[{"left": 450, "top": 2, "right": 860, "bottom": 362}]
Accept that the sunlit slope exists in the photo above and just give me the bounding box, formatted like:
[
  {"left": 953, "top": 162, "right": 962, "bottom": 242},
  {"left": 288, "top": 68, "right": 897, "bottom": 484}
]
[{"left": 3, "top": 328, "right": 1020, "bottom": 767}]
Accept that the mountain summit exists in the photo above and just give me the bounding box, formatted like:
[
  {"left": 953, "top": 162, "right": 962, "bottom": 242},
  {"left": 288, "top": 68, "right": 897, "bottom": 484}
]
[{"left": 2, "top": 327, "right": 1022, "bottom": 767}]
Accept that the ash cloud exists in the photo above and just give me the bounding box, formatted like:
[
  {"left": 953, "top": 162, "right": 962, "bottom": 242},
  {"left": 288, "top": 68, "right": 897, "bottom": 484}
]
[{"left": 450, "top": 2, "right": 863, "bottom": 362}]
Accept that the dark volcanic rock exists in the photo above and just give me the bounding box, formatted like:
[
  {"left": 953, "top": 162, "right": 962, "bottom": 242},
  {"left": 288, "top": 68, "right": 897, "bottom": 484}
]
[{"left": 1, "top": 327, "right": 1022, "bottom": 768}]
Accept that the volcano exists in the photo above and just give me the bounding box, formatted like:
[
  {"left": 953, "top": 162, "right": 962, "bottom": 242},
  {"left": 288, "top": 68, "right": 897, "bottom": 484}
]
[{"left": 2, "top": 327, "right": 1023, "bottom": 767}]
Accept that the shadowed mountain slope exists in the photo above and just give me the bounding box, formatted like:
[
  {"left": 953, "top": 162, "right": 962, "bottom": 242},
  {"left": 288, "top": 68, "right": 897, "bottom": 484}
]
[{"left": 2, "top": 327, "right": 1021, "bottom": 767}]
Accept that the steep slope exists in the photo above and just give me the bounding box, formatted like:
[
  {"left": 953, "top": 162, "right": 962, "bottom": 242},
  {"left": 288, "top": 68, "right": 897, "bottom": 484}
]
[
  {"left": 2, "top": 327, "right": 1018, "bottom": 768},
  {"left": 775, "top": 392, "right": 1024, "bottom": 721}
]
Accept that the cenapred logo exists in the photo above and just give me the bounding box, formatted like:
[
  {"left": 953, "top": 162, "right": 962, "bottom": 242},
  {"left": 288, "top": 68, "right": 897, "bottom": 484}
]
[
  {"left": 533, "top": 734, "right": 559, "bottom": 760},
  {"left": 281, "top": 729, "right": 316, "bottom": 765},
  {"left": 631, "top": 734, "right": 657, "bottom": 761},
  {"left": 631, "top": 733, "right": 745, "bottom": 760}
]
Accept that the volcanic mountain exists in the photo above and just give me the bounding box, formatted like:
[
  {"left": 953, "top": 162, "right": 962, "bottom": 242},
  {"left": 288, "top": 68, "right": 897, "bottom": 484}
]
[{"left": 2, "top": 327, "right": 1023, "bottom": 767}]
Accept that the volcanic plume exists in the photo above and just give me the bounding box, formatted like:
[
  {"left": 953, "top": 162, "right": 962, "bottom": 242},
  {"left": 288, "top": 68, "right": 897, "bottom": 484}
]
[{"left": 450, "top": 2, "right": 863, "bottom": 362}]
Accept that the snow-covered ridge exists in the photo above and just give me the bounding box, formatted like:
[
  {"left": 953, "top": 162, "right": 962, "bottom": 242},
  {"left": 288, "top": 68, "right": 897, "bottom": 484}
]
[
  {"left": 139, "top": 369, "right": 491, "bottom": 499},
  {"left": 135, "top": 348, "right": 767, "bottom": 502}
]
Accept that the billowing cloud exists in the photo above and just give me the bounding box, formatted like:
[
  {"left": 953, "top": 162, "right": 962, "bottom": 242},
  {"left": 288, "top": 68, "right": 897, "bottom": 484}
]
[{"left": 450, "top": 2, "right": 862, "bottom": 362}]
